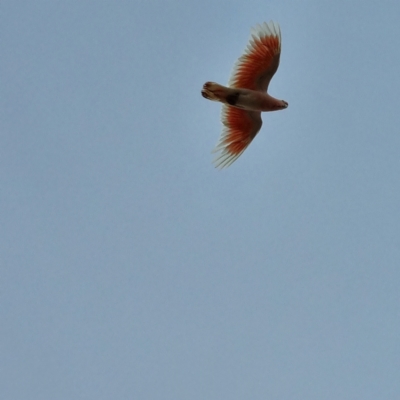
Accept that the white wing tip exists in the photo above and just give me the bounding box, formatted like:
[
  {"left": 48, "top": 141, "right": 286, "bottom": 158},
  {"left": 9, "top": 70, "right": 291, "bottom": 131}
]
[
  {"left": 251, "top": 20, "right": 281, "bottom": 40},
  {"left": 212, "top": 149, "right": 243, "bottom": 169}
]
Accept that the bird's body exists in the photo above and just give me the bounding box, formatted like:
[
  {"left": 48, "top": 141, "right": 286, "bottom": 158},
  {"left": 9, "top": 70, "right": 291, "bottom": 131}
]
[
  {"left": 202, "top": 83, "right": 285, "bottom": 112},
  {"left": 201, "top": 21, "right": 288, "bottom": 168}
]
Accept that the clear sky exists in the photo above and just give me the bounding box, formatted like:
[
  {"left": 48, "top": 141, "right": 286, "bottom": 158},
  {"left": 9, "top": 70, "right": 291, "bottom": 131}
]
[{"left": 1, "top": 1, "right": 400, "bottom": 399}]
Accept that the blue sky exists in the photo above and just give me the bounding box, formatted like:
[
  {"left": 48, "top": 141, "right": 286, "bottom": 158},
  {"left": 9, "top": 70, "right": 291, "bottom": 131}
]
[{"left": 1, "top": 1, "right": 400, "bottom": 399}]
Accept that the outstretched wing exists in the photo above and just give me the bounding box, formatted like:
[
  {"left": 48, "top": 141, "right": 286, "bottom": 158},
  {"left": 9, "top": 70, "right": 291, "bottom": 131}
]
[
  {"left": 229, "top": 21, "right": 281, "bottom": 92},
  {"left": 212, "top": 106, "right": 262, "bottom": 168}
]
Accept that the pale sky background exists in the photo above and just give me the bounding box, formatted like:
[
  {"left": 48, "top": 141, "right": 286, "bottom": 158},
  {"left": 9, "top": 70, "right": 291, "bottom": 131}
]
[{"left": 1, "top": 1, "right": 400, "bottom": 399}]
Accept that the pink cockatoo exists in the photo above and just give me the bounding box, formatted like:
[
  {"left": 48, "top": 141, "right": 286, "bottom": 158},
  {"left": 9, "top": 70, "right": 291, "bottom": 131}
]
[{"left": 202, "top": 21, "right": 288, "bottom": 168}]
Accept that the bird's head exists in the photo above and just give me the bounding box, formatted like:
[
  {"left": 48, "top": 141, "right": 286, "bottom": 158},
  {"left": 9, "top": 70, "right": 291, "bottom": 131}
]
[
  {"left": 280, "top": 100, "right": 288, "bottom": 109},
  {"left": 271, "top": 99, "right": 288, "bottom": 110}
]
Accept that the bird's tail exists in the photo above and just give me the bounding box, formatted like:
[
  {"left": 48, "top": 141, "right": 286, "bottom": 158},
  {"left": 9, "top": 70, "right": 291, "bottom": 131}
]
[{"left": 201, "top": 82, "right": 230, "bottom": 102}]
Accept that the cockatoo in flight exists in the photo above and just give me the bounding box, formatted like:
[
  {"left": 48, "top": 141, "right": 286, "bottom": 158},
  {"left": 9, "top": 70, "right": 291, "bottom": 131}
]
[{"left": 201, "top": 21, "right": 288, "bottom": 168}]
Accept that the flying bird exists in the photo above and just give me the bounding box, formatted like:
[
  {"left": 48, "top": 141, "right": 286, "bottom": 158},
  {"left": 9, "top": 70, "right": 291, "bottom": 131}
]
[{"left": 201, "top": 21, "right": 288, "bottom": 168}]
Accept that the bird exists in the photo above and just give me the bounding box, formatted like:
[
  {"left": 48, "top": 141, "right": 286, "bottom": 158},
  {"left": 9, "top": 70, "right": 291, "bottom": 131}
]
[{"left": 201, "top": 21, "right": 288, "bottom": 168}]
